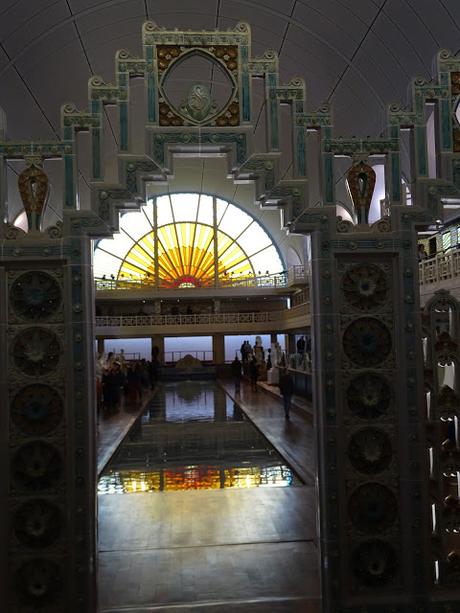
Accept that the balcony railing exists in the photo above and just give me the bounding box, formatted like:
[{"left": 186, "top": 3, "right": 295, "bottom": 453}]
[
  {"left": 94, "top": 265, "right": 308, "bottom": 292},
  {"left": 419, "top": 249, "right": 460, "bottom": 286},
  {"left": 95, "top": 311, "right": 288, "bottom": 327}
]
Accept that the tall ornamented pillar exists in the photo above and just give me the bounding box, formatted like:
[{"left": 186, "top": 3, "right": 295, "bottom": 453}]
[
  {"left": 0, "top": 161, "right": 97, "bottom": 612},
  {"left": 286, "top": 333, "right": 297, "bottom": 356},
  {"left": 97, "top": 336, "right": 105, "bottom": 355},
  {"left": 151, "top": 335, "right": 164, "bottom": 364},
  {"left": 300, "top": 158, "right": 431, "bottom": 611},
  {"left": 212, "top": 334, "right": 225, "bottom": 365}
]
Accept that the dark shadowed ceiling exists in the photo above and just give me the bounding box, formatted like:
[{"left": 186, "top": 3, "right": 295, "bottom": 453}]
[{"left": 1, "top": 0, "right": 460, "bottom": 218}]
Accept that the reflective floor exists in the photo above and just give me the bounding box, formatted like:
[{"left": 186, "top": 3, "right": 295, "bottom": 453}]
[
  {"left": 98, "top": 380, "right": 320, "bottom": 612},
  {"left": 99, "top": 381, "right": 301, "bottom": 494}
]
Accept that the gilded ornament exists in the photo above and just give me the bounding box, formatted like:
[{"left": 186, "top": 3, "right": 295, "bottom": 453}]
[
  {"left": 17, "top": 162, "right": 49, "bottom": 232},
  {"left": 346, "top": 160, "right": 376, "bottom": 225}
]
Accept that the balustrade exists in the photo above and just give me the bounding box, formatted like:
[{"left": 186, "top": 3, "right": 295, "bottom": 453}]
[
  {"left": 95, "top": 310, "right": 298, "bottom": 328},
  {"left": 419, "top": 248, "right": 460, "bottom": 286},
  {"left": 94, "top": 266, "right": 308, "bottom": 292}
]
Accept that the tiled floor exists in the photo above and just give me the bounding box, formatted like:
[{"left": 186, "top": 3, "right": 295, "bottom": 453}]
[{"left": 98, "top": 380, "right": 321, "bottom": 612}]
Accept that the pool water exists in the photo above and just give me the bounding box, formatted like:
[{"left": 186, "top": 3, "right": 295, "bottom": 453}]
[{"left": 98, "top": 381, "right": 301, "bottom": 494}]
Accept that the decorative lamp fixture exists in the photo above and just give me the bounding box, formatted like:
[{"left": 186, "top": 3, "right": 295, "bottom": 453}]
[{"left": 347, "top": 159, "right": 376, "bottom": 225}]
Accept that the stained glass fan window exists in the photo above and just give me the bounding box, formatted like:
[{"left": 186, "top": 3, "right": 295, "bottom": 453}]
[{"left": 94, "top": 193, "right": 283, "bottom": 287}]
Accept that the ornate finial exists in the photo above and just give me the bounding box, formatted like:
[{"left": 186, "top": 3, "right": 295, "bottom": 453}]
[
  {"left": 18, "top": 157, "right": 49, "bottom": 232},
  {"left": 346, "top": 160, "right": 376, "bottom": 225},
  {"left": 180, "top": 83, "right": 216, "bottom": 123}
]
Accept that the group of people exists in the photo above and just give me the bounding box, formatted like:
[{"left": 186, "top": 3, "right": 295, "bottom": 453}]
[
  {"left": 240, "top": 340, "right": 254, "bottom": 362},
  {"left": 230, "top": 355, "right": 295, "bottom": 420},
  {"left": 231, "top": 355, "right": 260, "bottom": 393},
  {"left": 96, "top": 351, "right": 160, "bottom": 416}
]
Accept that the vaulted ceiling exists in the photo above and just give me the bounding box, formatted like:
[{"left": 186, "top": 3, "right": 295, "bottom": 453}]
[{"left": 1, "top": 0, "right": 460, "bottom": 216}]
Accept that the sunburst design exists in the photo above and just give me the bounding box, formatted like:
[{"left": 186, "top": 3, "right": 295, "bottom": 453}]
[{"left": 94, "top": 193, "right": 283, "bottom": 286}]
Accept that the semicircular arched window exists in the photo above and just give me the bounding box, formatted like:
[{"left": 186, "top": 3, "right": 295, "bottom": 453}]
[{"left": 93, "top": 193, "right": 284, "bottom": 287}]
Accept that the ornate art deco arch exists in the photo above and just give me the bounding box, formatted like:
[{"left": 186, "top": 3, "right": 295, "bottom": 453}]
[{"left": 1, "top": 21, "right": 460, "bottom": 612}]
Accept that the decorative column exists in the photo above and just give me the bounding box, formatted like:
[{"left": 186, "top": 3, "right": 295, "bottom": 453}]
[
  {"left": 96, "top": 336, "right": 105, "bottom": 355},
  {"left": 299, "top": 157, "right": 431, "bottom": 612},
  {"left": 0, "top": 161, "right": 97, "bottom": 611},
  {"left": 212, "top": 334, "right": 225, "bottom": 365},
  {"left": 151, "top": 335, "right": 164, "bottom": 364},
  {"left": 286, "top": 333, "right": 296, "bottom": 357}
]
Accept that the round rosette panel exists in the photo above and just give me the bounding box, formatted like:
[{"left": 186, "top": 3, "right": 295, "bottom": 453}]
[
  {"left": 343, "top": 317, "right": 392, "bottom": 367},
  {"left": 10, "top": 271, "right": 61, "bottom": 321},
  {"left": 352, "top": 540, "right": 398, "bottom": 587},
  {"left": 13, "top": 499, "right": 62, "bottom": 548},
  {"left": 12, "top": 328, "right": 61, "bottom": 376},
  {"left": 14, "top": 558, "right": 62, "bottom": 605},
  {"left": 348, "top": 483, "right": 398, "bottom": 533},
  {"left": 346, "top": 373, "right": 392, "bottom": 419},
  {"left": 348, "top": 428, "right": 392, "bottom": 475},
  {"left": 12, "top": 441, "right": 62, "bottom": 491},
  {"left": 12, "top": 384, "right": 63, "bottom": 435},
  {"left": 342, "top": 264, "right": 388, "bottom": 311}
]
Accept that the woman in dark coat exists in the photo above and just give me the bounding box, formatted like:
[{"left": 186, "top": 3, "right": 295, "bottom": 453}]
[{"left": 279, "top": 369, "right": 294, "bottom": 419}]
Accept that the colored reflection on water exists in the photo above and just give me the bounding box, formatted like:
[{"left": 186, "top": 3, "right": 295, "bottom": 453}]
[{"left": 99, "top": 381, "right": 300, "bottom": 494}]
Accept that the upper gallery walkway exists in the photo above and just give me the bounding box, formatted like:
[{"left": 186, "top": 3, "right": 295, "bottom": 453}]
[{"left": 94, "top": 301, "right": 310, "bottom": 337}]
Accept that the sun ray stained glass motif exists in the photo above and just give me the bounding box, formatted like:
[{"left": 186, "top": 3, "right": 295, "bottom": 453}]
[{"left": 93, "top": 193, "right": 284, "bottom": 286}]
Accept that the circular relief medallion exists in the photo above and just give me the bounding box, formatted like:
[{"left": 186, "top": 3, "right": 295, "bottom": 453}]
[
  {"left": 11, "top": 385, "right": 63, "bottom": 435},
  {"left": 14, "top": 558, "right": 62, "bottom": 605},
  {"left": 348, "top": 483, "right": 398, "bottom": 533},
  {"left": 352, "top": 539, "right": 398, "bottom": 587},
  {"left": 342, "top": 264, "right": 388, "bottom": 311},
  {"left": 346, "top": 373, "right": 391, "bottom": 419},
  {"left": 12, "top": 328, "right": 61, "bottom": 376},
  {"left": 12, "top": 441, "right": 62, "bottom": 491},
  {"left": 348, "top": 428, "right": 392, "bottom": 474},
  {"left": 13, "top": 499, "right": 62, "bottom": 548},
  {"left": 10, "top": 271, "right": 61, "bottom": 321},
  {"left": 343, "top": 317, "right": 392, "bottom": 367}
]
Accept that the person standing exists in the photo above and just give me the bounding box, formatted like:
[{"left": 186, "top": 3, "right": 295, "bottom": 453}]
[
  {"left": 279, "top": 369, "right": 294, "bottom": 420},
  {"left": 296, "top": 335, "right": 306, "bottom": 354},
  {"left": 418, "top": 243, "right": 428, "bottom": 262},
  {"left": 231, "top": 356, "right": 242, "bottom": 394},
  {"left": 249, "top": 357, "right": 259, "bottom": 392},
  {"left": 240, "top": 341, "right": 247, "bottom": 362}
]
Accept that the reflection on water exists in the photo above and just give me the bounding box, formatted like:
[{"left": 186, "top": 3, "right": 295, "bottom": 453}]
[{"left": 99, "top": 381, "right": 299, "bottom": 494}]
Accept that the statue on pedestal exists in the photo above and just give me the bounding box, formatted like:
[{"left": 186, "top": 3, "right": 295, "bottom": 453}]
[
  {"left": 266, "top": 348, "right": 272, "bottom": 370},
  {"left": 253, "top": 336, "right": 265, "bottom": 364}
]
